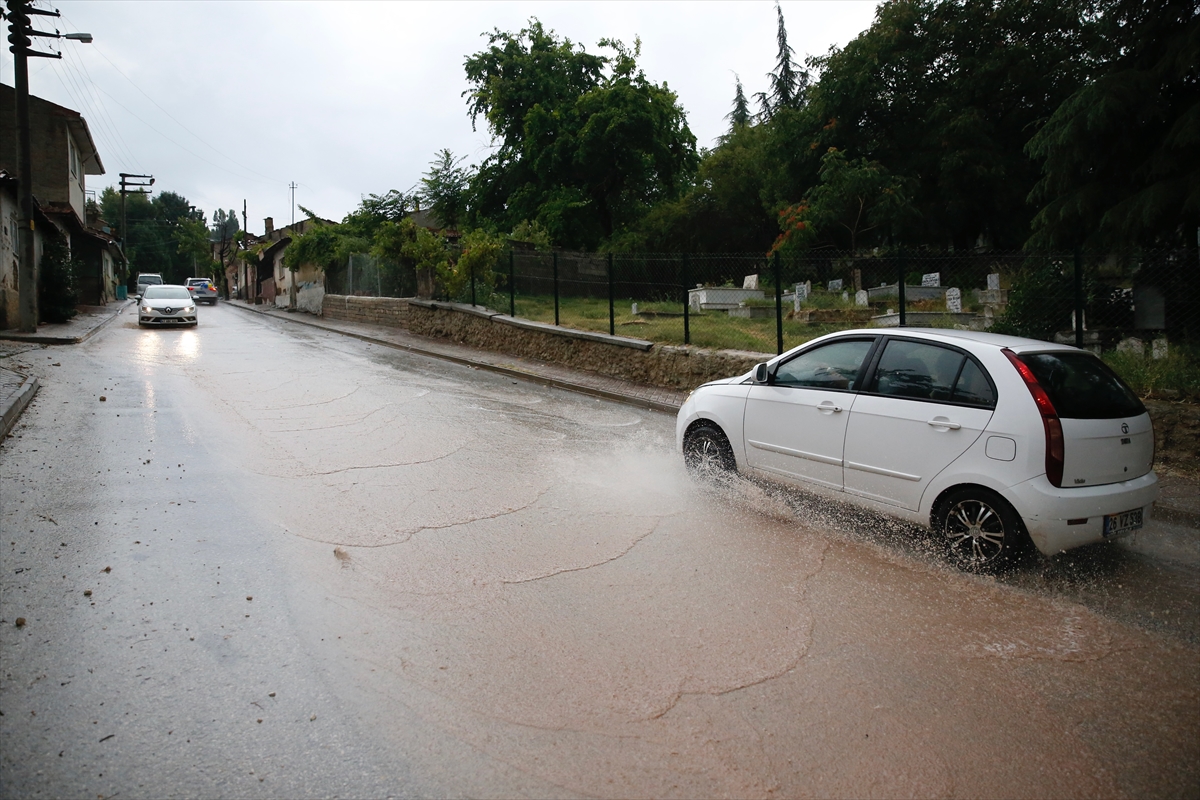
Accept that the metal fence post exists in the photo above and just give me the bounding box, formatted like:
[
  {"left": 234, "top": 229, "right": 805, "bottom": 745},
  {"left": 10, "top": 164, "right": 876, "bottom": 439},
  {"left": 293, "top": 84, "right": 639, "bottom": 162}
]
[
  {"left": 898, "top": 248, "right": 907, "bottom": 327},
  {"left": 608, "top": 252, "right": 614, "bottom": 336},
  {"left": 774, "top": 252, "right": 783, "bottom": 354},
  {"left": 682, "top": 253, "right": 690, "bottom": 345},
  {"left": 470, "top": 258, "right": 476, "bottom": 307},
  {"left": 553, "top": 251, "right": 560, "bottom": 326},
  {"left": 1074, "top": 248, "right": 1084, "bottom": 347},
  {"left": 508, "top": 250, "right": 515, "bottom": 317}
]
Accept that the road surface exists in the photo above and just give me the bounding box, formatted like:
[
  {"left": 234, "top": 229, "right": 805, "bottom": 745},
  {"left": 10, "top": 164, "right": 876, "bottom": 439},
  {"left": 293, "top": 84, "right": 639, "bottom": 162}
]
[{"left": 2, "top": 304, "right": 1197, "bottom": 798}]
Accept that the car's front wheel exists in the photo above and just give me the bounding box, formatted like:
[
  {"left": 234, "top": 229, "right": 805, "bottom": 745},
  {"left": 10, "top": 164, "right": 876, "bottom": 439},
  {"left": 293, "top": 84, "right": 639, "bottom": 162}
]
[
  {"left": 683, "top": 423, "right": 736, "bottom": 479},
  {"left": 934, "top": 487, "right": 1027, "bottom": 571}
]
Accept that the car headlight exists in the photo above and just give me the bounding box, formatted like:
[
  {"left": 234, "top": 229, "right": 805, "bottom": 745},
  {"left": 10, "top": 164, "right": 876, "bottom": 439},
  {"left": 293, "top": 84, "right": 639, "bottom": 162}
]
[
  {"left": 141, "top": 305, "right": 151, "bottom": 312},
  {"left": 185, "top": 305, "right": 195, "bottom": 313}
]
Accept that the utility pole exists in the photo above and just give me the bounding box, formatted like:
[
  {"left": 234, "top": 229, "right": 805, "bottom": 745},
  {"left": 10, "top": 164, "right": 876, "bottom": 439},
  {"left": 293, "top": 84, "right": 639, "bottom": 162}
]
[
  {"left": 288, "top": 181, "right": 298, "bottom": 310},
  {"left": 241, "top": 199, "right": 247, "bottom": 300},
  {"left": 119, "top": 173, "right": 154, "bottom": 280},
  {"left": 5, "top": 0, "right": 91, "bottom": 332}
]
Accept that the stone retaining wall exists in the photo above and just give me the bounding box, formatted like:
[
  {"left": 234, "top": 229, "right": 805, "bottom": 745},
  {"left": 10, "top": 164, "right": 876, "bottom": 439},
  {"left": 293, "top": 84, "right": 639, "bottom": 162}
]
[
  {"left": 322, "top": 295, "right": 410, "bottom": 328},
  {"left": 322, "top": 295, "right": 763, "bottom": 389}
]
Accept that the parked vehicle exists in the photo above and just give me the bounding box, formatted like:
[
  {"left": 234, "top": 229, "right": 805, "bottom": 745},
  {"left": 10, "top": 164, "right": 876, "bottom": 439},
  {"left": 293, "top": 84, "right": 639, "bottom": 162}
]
[
  {"left": 135, "top": 273, "right": 163, "bottom": 297},
  {"left": 186, "top": 277, "right": 218, "bottom": 305},
  {"left": 677, "top": 328, "right": 1157, "bottom": 570},
  {"left": 138, "top": 285, "right": 198, "bottom": 328}
]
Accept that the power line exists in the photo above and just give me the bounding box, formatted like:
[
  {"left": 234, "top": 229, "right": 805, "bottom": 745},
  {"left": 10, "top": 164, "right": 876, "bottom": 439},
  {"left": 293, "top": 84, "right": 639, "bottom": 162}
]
[
  {"left": 61, "top": 44, "right": 145, "bottom": 172},
  {"left": 58, "top": 12, "right": 285, "bottom": 186},
  {"left": 54, "top": 51, "right": 141, "bottom": 173},
  {"left": 85, "top": 80, "right": 280, "bottom": 186}
]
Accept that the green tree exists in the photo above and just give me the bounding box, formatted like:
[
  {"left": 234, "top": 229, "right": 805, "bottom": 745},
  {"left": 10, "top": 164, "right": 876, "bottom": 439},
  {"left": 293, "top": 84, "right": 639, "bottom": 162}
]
[
  {"left": 463, "top": 20, "right": 698, "bottom": 248},
  {"left": 373, "top": 218, "right": 449, "bottom": 299},
  {"left": 1026, "top": 0, "right": 1200, "bottom": 248},
  {"left": 726, "top": 74, "right": 751, "bottom": 131},
  {"left": 38, "top": 229, "right": 79, "bottom": 323},
  {"left": 420, "top": 149, "right": 471, "bottom": 230},
  {"left": 775, "top": 147, "right": 915, "bottom": 253},
  {"left": 757, "top": 1, "right": 806, "bottom": 118}
]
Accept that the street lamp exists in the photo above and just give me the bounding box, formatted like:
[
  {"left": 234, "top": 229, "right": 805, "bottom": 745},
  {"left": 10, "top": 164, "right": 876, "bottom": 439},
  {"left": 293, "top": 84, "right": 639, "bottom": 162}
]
[{"left": 4, "top": 0, "right": 92, "bottom": 332}]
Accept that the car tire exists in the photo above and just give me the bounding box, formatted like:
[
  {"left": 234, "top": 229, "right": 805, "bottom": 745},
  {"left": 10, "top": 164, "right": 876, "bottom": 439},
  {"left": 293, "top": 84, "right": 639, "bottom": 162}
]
[
  {"left": 683, "top": 423, "right": 736, "bottom": 479},
  {"left": 934, "top": 487, "right": 1028, "bottom": 571}
]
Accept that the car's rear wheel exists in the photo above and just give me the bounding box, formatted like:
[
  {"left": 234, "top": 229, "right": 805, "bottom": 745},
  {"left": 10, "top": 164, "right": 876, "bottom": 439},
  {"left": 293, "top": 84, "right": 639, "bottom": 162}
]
[
  {"left": 683, "top": 423, "right": 736, "bottom": 479},
  {"left": 934, "top": 487, "right": 1026, "bottom": 571}
]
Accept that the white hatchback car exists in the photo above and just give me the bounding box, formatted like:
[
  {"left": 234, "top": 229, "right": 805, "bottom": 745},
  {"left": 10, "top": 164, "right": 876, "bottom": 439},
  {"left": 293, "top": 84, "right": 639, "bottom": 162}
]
[{"left": 677, "top": 329, "right": 1157, "bottom": 569}]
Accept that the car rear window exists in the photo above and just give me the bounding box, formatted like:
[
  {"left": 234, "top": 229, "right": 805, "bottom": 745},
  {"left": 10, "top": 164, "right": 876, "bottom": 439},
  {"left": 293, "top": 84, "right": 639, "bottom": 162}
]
[{"left": 1019, "top": 352, "right": 1145, "bottom": 419}]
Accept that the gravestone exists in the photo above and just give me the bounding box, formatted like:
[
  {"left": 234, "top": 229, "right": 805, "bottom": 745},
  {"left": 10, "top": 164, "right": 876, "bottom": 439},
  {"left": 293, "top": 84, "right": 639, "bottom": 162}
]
[
  {"left": 841, "top": 291, "right": 849, "bottom": 302},
  {"left": 743, "top": 274, "right": 759, "bottom": 291},
  {"left": 828, "top": 278, "right": 843, "bottom": 291},
  {"left": 987, "top": 273, "right": 1001, "bottom": 291},
  {"left": 1152, "top": 338, "right": 1169, "bottom": 360},
  {"left": 631, "top": 302, "right": 638, "bottom": 315},
  {"left": 794, "top": 281, "right": 811, "bottom": 301},
  {"left": 921, "top": 272, "right": 941, "bottom": 287},
  {"left": 855, "top": 290, "right": 869, "bottom": 307},
  {"left": 1133, "top": 285, "right": 1165, "bottom": 330},
  {"left": 1116, "top": 337, "right": 1144, "bottom": 357},
  {"left": 946, "top": 287, "right": 962, "bottom": 313}
]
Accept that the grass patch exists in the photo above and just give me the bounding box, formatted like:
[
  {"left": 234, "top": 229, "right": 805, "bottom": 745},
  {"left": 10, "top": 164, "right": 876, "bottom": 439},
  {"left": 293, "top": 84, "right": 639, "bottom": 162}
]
[
  {"left": 506, "top": 294, "right": 864, "bottom": 354},
  {"left": 1103, "top": 347, "right": 1200, "bottom": 402}
]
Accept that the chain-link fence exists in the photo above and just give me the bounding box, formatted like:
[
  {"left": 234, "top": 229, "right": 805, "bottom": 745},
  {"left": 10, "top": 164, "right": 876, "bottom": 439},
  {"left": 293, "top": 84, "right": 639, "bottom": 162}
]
[
  {"left": 324, "top": 253, "right": 415, "bottom": 298},
  {"left": 327, "top": 247, "right": 1200, "bottom": 397}
]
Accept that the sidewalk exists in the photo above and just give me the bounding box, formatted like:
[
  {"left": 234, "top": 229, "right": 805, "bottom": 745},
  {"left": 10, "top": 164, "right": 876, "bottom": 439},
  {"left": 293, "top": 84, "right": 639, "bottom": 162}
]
[
  {"left": 0, "top": 299, "right": 133, "bottom": 345},
  {"left": 226, "top": 300, "right": 689, "bottom": 413}
]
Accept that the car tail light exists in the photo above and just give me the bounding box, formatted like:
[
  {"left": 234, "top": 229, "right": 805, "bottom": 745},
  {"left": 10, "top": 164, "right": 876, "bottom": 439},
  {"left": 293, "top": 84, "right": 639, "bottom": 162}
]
[{"left": 1003, "top": 348, "right": 1064, "bottom": 487}]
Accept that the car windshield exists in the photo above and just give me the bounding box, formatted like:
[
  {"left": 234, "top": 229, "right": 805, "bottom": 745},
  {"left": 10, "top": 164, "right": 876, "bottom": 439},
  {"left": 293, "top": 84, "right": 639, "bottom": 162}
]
[
  {"left": 1019, "top": 352, "right": 1145, "bottom": 419},
  {"left": 139, "top": 276, "right": 163, "bottom": 285},
  {"left": 143, "top": 286, "right": 193, "bottom": 300}
]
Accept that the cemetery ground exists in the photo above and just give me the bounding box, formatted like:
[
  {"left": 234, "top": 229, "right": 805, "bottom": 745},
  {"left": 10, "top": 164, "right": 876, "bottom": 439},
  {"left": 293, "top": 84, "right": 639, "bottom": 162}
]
[
  {"left": 479, "top": 291, "right": 1200, "bottom": 401},
  {"left": 1, "top": 303, "right": 1198, "bottom": 798}
]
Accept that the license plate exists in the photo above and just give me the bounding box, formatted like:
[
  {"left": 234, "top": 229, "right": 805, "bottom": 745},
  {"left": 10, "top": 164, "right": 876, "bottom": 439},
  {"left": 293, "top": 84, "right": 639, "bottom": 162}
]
[{"left": 1103, "top": 508, "right": 1143, "bottom": 538}]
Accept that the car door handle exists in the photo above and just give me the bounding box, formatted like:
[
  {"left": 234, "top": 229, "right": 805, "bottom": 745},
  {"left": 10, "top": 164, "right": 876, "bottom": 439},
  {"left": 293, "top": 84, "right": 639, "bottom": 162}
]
[
  {"left": 927, "top": 417, "right": 961, "bottom": 430},
  {"left": 818, "top": 401, "right": 843, "bottom": 414}
]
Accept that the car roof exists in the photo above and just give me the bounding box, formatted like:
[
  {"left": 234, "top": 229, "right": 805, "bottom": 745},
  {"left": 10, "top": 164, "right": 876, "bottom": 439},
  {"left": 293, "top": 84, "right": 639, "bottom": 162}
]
[{"left": 796, "top": 327, "right": 1079, "bottom": 356}]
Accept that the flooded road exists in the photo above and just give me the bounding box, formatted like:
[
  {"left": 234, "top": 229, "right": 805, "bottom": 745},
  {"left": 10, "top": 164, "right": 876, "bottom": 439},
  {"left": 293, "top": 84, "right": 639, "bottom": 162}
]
[{"left": 2, "top": 305, "right": 1197, "bottom": 798}]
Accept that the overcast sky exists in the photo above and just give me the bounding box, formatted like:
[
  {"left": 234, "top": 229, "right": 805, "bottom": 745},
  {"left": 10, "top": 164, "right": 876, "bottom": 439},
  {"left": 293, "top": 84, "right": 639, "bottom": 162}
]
[{"left": 4, "top": 0, "right": 879, "bottom": 235}]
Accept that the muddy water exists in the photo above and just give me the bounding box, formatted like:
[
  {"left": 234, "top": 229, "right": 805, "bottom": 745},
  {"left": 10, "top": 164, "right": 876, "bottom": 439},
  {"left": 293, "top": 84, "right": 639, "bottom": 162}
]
[{"left": 6, "top": 308, "right": 1196, "bottom": 798}]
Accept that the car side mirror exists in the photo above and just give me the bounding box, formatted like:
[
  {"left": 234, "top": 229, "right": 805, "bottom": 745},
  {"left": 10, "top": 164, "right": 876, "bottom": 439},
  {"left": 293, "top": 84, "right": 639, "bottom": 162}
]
[{"left": 753, "top": 363, "right": 772, "bottom": 385}]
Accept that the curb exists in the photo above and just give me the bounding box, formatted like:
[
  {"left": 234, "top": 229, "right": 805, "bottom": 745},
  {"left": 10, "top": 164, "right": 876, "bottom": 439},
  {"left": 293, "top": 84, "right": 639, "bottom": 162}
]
[
  {"left": 0, "top": 300, "right": 132, "bottom": 345},
  {"left": 1, "top": 374, "right": 39, "bottom": 438},
  {"left": 226, "top": 301, "right": 681, "bottom": 414}
]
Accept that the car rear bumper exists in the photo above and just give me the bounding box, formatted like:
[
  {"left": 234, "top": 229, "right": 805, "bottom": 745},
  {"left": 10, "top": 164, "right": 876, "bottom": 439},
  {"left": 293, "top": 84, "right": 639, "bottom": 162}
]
[{"left": 1005, "top": 471, "right": 1159, "bottom": 555}]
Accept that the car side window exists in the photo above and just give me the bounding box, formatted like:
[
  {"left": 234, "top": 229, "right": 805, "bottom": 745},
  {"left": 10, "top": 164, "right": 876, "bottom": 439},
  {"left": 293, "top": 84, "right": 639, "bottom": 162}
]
[
  {"left": 869, "top": 340, "right": 963, "bottom": 400},
  {"left": 952, "top": 359, "right": 996, "bottom": 407},
  {"left": 773, "top": 340, "right": 874, "bottom": 391}
]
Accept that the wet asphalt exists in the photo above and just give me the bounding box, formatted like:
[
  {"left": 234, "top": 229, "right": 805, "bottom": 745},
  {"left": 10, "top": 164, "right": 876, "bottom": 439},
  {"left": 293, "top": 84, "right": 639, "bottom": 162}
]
[{"left": 1, "top": 304, "right": 1197, "bottom": 799}]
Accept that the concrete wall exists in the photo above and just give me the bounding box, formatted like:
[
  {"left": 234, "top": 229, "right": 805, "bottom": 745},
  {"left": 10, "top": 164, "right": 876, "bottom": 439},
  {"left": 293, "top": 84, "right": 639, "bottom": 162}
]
[{"left": 0, "top": 188, "right": 17, "bottom": 328}]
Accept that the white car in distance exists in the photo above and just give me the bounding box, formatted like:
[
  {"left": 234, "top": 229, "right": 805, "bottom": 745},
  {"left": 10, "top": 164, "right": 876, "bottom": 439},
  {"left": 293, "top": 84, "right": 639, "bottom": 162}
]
[
  {"left": 138, "top": 285, "right": 198, "bottom": 328},
  {"left": 677, "top": 328, "right": 1157, "bottom": 570}
]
